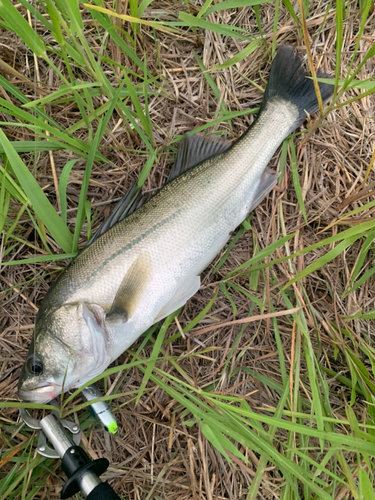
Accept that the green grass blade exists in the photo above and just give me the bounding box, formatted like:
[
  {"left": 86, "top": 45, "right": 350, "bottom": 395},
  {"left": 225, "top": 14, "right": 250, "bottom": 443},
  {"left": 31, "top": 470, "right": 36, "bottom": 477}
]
[
  {"left": 282, "top": 0, "right": 299, "bottom": 24},
  {"left": 314, "top": 77, "right": 375, "bottom": 92},
  {"left": 0, "top": 455, "right": 46, "bottom": 500},
  {"left": 0, "top": 164, "right": 28, "bottom": 203},
  {"left": 135, "top": 313, "right": 175, "bottom": 405},
  {"left": 207, "top": 411, "right": 329, "bottom": 496},
  {"left": 284, "top": 233, "right": 364, "bottom": 289},
  {"left": 183, "top": 287, "right": 219, "bottom": 335},
  {"left": 0, "top": 0, "right": 46, "bottom": 58},
  {"left": 212, "top": 225, "right": 245, "bottom": 274},
  {"left": 343, "top": 266, "right": 375, "bottom": 298},
  {"left": 0, "top": 140, "right": 63, "bottom": 153},
  {"left": 17, "top": 0, "right": 53, "bottom": 31},
  {"left": 72, "top": 124, "right": 103, "bottom": 250},
  {"left": 200, "top": 421, "right": 246, "bottom": 463},
  {"left": 122, "top": 71, "right": 154, "bottom": 145},
  {"left": 334, "top": 0, "right": 344, "bottom": 98},
  {"left": 204, "top": 0, "right": 272, "bottom": 16},
  {"left": 303, "top": 334, "right": 325, "bottom": 449},
  {"left": 163, "top": 288, "right": 219, "bottom": 345},
  {"left": 23, "top": 83, "right": 102, "bottom": 109},
  {"left": 85, "top": 199, "right": 92, "bottom": 241},
  {"left": 0, "top": 169, "right": 10, "bottom": 235},
  {"left": 247, "top": 383, "right": 290, "bottom": 499},
  {"left": 73, "top": 83, "right": 122, "bottom": 249},
  {"left": 271, "top": 306, "right": 287, "bottom": 385},
  {"left": 0, "top": 76, "right": 64, "bottom": 129},
  {"left": 235, "top": 219, "right": 375, "bottom": 282},
  {"left": 44, "top": 0, "right": 65, "bottom": 46},
  {"left": 0, "top": 98, "right": 93, "bottom": 156},
  {"left": 348, "top": 229, "right": 375, "bottom": 286},
  {"left": 346, "top": 309, "right": 375, "bottom": 321},
  {"left": 179, "top": 12, "right": 252, "bottom": 41},
  {"left": 169, "top": 108, "right": 257, "bottom": 139},
  {"left": 289, "top": 137, "right": 307, "bottom": 224},
  {"left": 137, "top": 0, "right": 156, "bottom": 17},
  {"left": 89, "top": 2, "right": 151, "bottom": 77},
  {"left": 216, "top": 403, "right": 375, "bottom": 454},
  {"left": 0, "top": 253, "right": 76, "bottom": 267},
  {"left": 359, "top": 467, "right": 375, "bottom": 500},
  {"left": 0, "top": 130, "right": 73, "bottom": 253},
  {"left": 137, "top": 149, "right": 157, "bottom": 187},
  {"left": 58, "top": 159, "right": 79, "bottom": 225},
  {"left": 194, "top": 52, "right": 229, "bottom": 118},
  {"left": 220, "top": 283, "right": 238, "bottom": 315},
  {"left": 227, "top": 281, "right": 265, "bottom": 309},
  {"left": 149, "top": 374, "right": 330, "bottom": 495},
  {"left": 197, "top": 0, "right": 215, "bottom": 17},
  {"left": 121, "top": 106, "right": 154, "bottom": 152},
  {"left": 210, "top": 38, "right": 263, "bottom": 71},
  {"left": 65, "top": 87, "right": 158, "bottom": 134},
  {"left": 224, "top": 233, "right": 294, "bottom": 278},
  {"left": 53, "top": 0, "right": 83, "bottom": 34},
  {"left": 85, "top": 3, "right": 180, "bottom": 35}
]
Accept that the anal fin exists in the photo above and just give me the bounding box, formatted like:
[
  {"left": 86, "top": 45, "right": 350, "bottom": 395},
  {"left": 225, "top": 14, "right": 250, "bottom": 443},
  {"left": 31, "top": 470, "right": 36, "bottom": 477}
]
[{"left": 248, "top": 168, "right": 278, "bottom": 213}]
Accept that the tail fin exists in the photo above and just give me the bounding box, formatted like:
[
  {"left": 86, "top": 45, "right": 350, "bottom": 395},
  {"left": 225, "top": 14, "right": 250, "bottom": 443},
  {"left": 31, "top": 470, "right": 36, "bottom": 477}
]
[{"left": 261, "top": 45, "right": 333, "bottom": 127}]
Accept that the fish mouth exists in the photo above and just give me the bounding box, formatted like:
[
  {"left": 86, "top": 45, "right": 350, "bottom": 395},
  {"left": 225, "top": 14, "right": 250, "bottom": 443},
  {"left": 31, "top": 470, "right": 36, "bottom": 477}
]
[{"left": 18, "top": 383, "right": 61, "bottom": 403}]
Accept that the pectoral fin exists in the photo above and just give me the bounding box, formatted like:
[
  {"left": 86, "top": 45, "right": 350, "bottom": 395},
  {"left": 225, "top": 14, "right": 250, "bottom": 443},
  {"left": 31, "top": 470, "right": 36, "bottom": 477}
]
[
  {"left": 107, "top": 252, "right": 152, "bottom": 322},
  {"left": 154, "top": 275, "right": 200, "bottom": 322}
]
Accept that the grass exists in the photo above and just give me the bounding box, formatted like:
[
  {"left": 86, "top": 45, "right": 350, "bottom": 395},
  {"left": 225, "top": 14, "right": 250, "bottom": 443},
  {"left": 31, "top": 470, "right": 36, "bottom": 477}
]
[{"left": 0, "top": 0, "right": 375, "bottom": 499}]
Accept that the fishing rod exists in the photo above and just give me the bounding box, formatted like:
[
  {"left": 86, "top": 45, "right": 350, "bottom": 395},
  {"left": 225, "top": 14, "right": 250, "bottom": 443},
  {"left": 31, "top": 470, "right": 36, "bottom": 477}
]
[{"left": 20, "top": 385, "right": 121, "bottom": 499}]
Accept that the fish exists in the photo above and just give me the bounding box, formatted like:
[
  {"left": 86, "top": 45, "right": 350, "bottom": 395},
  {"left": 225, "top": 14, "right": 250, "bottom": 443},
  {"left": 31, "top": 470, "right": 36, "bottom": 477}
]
[{"left": 18, "top": 45, "right": 332, "bottom": 403}]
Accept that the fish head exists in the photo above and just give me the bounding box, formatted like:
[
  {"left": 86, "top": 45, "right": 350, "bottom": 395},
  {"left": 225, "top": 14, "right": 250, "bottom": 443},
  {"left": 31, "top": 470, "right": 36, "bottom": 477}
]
[{"left": 18, "top": 302, "right": 110, "bottom": 403}]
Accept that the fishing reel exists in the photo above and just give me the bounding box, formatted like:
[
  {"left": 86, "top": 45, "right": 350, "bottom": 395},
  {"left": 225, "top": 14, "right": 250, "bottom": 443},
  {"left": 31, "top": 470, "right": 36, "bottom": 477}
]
[{"left": 20, "top": 385, "right": 121, "bottom": 499}]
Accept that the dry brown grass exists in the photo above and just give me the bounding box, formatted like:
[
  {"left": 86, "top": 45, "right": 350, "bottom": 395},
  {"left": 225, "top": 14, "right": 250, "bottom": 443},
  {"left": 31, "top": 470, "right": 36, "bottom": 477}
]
[{"left": 1, "top": 1, "right": 375, "bottom": 499}]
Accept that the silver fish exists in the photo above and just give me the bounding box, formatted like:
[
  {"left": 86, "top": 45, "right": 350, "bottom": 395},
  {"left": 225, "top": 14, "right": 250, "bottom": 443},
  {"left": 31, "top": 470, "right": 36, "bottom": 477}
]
[{"left": 18, "top": 46, "right": 332, "bottom": 403}]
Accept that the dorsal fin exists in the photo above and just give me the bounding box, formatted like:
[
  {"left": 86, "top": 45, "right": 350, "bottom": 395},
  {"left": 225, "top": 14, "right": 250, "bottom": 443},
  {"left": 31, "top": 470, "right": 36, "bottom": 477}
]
[
  {"left": 87, "top": 182, "right": 150, "bottom": 245},
  {"left": 87, "top": 134, "right": 230, "bottom": 245},
  {"left": 168, "top": 134, "right": 231, "bottom": 182}
]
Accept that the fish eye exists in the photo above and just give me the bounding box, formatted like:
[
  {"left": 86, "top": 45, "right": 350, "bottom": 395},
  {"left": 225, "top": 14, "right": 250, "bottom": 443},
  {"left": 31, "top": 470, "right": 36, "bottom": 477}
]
[{"left": 26, "top": 355, "right": 43, "bottom": 376}]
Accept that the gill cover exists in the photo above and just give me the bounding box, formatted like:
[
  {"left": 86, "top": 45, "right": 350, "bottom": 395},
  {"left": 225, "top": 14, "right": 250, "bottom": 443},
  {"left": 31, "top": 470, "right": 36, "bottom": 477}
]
[{"left": 78, "top": 304, "right": 112, "bottom": 385}]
